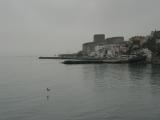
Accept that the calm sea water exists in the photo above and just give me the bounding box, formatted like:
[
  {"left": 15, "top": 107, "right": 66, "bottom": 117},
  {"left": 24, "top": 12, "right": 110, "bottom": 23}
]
[{"left": 0, "top": 57, "right": 160, "bottom": 120}]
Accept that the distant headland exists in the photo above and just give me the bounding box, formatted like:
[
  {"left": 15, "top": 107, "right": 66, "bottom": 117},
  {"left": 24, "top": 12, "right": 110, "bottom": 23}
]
[{"left": 39, "top": 30, "right": 160, "bottom": 64}]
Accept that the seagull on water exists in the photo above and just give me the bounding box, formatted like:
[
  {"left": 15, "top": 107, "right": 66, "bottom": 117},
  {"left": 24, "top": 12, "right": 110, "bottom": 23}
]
[{"left": 46, "top": 88, "right": 51, "bottom": 92}]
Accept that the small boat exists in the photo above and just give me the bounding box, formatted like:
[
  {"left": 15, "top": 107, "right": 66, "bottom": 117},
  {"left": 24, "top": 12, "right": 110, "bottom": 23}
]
[{"left": 128, "top": 54, "right": 147, "bottom": 63}]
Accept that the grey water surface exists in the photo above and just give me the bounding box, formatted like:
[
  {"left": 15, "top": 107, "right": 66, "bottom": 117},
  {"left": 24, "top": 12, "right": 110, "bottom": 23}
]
[{"left": 0, "top": 57, "right": 160, "bottom": 120}]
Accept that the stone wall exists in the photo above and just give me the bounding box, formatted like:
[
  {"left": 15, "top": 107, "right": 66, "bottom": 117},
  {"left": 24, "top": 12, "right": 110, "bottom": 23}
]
[
  {"left": 94, "top": 34, "right": 105, "bottom": 42},
  {"left": 82, "top": 35, "right": 124, "bottom": 57},
  {"left": 106, "top": 37, "right": 124, "bottom": 44}
]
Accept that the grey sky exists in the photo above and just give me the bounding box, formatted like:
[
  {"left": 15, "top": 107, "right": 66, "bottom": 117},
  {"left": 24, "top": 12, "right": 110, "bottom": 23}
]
[{"left": 0, "top": 0, "right": 160, "bottom": 56}]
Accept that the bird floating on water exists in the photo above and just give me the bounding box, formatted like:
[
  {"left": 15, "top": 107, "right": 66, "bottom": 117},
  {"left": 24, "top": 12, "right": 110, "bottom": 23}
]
[{"left": 46, "top": 88, "right": 50, "bottom": 92}]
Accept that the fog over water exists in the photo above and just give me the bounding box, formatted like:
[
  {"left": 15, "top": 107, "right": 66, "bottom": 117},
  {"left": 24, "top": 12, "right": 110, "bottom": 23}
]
[
  {"left": 1, "top": 1, "right": 160, "bottom": 119},
  {"left": 0, "top": 0, "right": 160, "bottom": 56}
]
